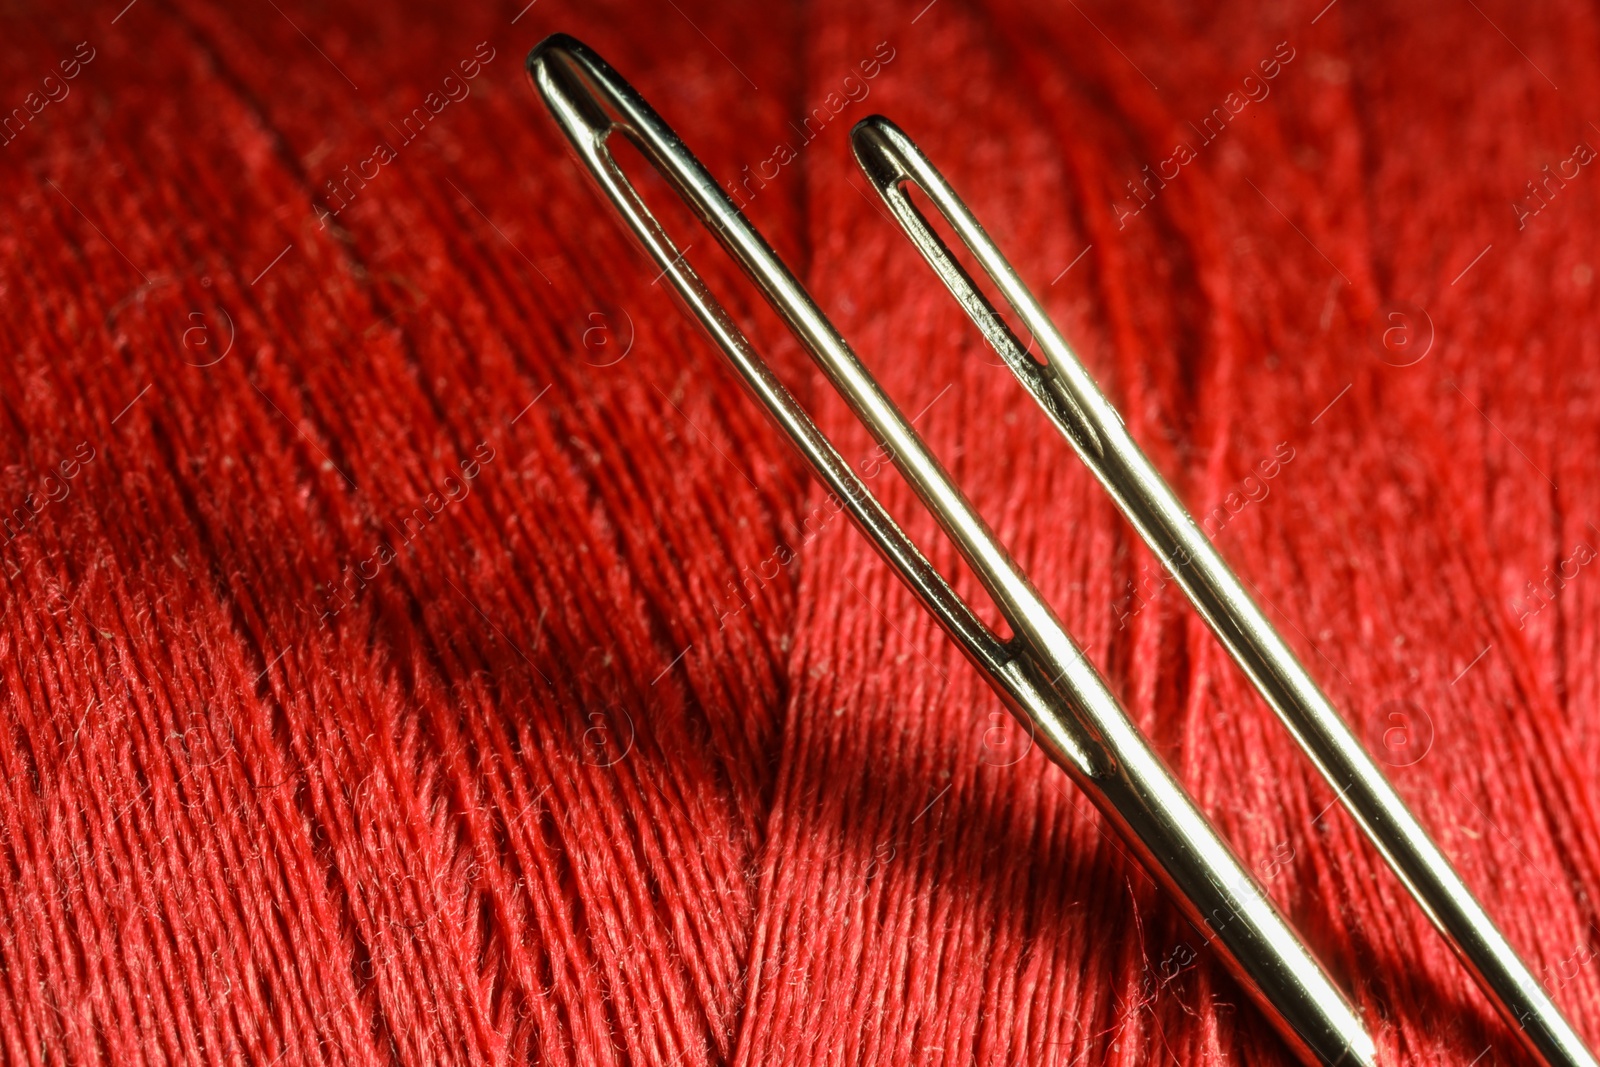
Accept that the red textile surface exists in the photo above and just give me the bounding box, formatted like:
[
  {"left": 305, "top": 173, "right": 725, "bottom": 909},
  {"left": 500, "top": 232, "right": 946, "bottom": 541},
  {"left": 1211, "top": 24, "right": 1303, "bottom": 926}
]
[{"left": 2, "top": 0, "right": 1598, "bottom": 1064}]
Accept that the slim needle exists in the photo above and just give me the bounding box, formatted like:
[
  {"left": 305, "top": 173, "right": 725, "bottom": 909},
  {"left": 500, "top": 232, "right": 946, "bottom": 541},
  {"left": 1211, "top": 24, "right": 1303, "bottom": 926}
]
[
  {"left": 850, "top": 113, "right": 1597, "bottom": 1067},
  {"left": 528, "top": 35, "right": 1375, "bottom": 1067}
]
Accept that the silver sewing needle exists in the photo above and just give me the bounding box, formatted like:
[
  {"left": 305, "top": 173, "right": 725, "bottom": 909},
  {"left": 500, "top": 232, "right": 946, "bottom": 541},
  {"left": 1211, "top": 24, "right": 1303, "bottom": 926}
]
[
  {"left": 529, "top": 35, "right": 1375, "bottom": 1067},
  {"left": 851, "top": 113, "right": 1598, "bottom": 1067}
]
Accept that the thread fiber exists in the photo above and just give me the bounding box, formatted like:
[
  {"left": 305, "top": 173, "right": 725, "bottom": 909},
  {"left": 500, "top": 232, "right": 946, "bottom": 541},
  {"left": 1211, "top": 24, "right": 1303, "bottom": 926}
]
[{"left": 1, "top": 1, "right": 1598, "bottom": 1064}]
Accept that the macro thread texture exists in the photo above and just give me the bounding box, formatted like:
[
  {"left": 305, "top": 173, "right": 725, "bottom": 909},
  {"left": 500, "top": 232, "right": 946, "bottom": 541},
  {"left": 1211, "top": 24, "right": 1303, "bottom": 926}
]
[{"left": 0, "top": 0, "right": 1597, "bottom": 1065}]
